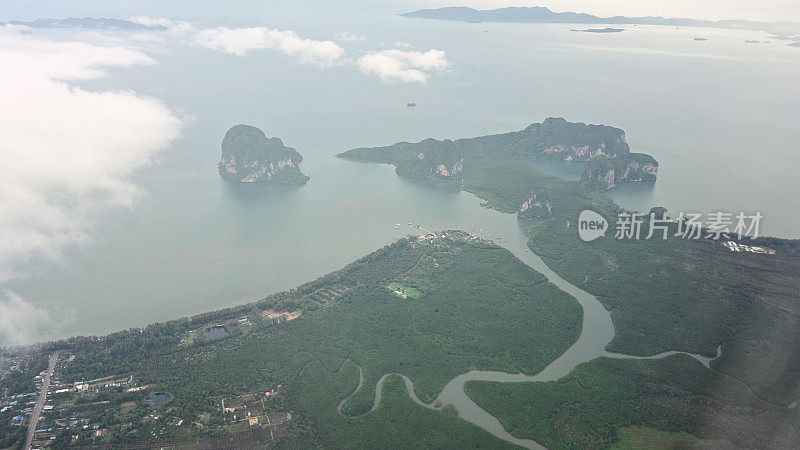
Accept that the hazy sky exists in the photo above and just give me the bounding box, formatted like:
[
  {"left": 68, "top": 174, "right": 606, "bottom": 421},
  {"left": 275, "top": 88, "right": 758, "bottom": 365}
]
[
  {"left": 409, "top": 0, "right": 800, "bottom": 22},
  {"left": 2, "top": 0, "right": 799, "bottom": 23}
]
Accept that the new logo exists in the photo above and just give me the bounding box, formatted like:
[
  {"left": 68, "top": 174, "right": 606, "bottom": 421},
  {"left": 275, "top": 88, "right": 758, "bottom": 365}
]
[{"left": 578, "top": 210, "right": 608, "bottom": 242}]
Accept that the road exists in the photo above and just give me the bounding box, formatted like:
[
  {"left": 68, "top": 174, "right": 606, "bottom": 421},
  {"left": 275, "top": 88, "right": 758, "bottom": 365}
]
[{"left": 24, "top": 352, "right": 59, "bottom": 450}]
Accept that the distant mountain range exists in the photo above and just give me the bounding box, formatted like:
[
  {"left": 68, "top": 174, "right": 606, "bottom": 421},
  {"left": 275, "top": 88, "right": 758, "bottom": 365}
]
[
  {"left": 402, "top": 6, "right": 800, "bottom": 35},
  {"left": 1, "top": 17, "right": 165, "bottom": 30}
]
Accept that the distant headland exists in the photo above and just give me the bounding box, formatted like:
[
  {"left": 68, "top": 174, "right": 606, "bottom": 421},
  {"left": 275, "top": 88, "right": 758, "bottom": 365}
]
[
  {"left": 0, "top": 17, "right": 166, "bottom": 30},
  {"left": 401, "top": 6, "right": 800, "bottom": 35}
]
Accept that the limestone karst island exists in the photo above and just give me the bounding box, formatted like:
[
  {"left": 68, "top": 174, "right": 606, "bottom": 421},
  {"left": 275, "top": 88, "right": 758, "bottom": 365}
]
[
  {"left": 338, "top": 117, "right": 658, "bottom": 191},
  {"left": 218, "top": 124, "right": 309, "bottom": 184}
]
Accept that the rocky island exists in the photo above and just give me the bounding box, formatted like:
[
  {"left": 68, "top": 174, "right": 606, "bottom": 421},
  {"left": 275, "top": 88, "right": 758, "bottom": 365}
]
[
  {"left": 337, "top": 117, "right": 657, "bottom": 191},
  {"left": 218, "top": 124, "right": 309, "bottom": 185}
]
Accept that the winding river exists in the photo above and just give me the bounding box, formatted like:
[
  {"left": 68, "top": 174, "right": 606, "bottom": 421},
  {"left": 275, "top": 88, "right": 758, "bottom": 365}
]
[{"left": 337, "top": 224, "right": 724, "bottom": 449}]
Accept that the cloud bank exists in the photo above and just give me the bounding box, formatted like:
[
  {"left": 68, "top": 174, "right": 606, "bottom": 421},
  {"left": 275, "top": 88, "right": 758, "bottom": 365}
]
[
  {"left": 0, "top": 27, "right": 182, "bottom": 344},
  {"left": 129, "top": 15, "right": 194, "bottom": 35},
  {"left": 194, "top": 27, "right": 345, "bottom": 65},
  {"left": 357, "top": 49, "right": 450, "bottom": 83},
  {"left": 128, "top": 17, "right": 454, "bottom": 82}
]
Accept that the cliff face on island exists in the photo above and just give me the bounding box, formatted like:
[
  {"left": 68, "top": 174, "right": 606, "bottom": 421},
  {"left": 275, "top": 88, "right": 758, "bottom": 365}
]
[
  {"left": 579, "top": 153, "right": 658, "bottom": 190},
  {"left": 337, "top": 117, "right": 656, "bottom": 190},
  {"left": 519, "top": 191, "right": 553, "bottom": 219},
  {"left": 339, "top": 137, "right": 467, "bottom": 184},
  {"left": 218, "top": 125, "right": 309, "bottom": 185}
]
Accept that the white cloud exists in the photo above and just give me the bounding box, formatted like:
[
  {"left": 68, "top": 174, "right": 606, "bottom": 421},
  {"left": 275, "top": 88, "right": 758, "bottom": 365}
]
[
  {"left": 129, "top": 15, "right": 194, "bottom": 35},
  {"left": 0, "top": 28, "right": 181, "bottom": 344},
  {"left": 335, "top": 32, "right": 365, "bottom": 42},
  {"left": 3, "top": 23, "right": 32, "bottom": 34},
  {"left": 129, "top": 32, "right": 167, "bottom": 44},
  {"left": 357, "top": 49, "right": 450, "bottom": 83},
  {"left": 0, "top": 291, "right": 63, "bottom": 346},
  {"left": 194, "top": 27, "right": 345, "bottom": 65}
]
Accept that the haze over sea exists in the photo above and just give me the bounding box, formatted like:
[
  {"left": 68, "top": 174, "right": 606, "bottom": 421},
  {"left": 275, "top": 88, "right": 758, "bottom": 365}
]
[{"left": 3, "top": 0, "right": 799, "bottom": 343}]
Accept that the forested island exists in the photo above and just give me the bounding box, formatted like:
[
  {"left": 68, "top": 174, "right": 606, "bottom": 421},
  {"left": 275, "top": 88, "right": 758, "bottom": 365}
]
[
  {"left": 219, "top": 125, "right": 309, "bottom": 185},
  {"left": 338, "top": 117, "right": 658, "bottom": 195}
]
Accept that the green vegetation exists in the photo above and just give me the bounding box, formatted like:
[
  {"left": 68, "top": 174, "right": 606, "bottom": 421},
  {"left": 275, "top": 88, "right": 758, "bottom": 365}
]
[
  {"left": 386, "top": 282, "right": 422, "bottom": 299},
  {"left": 611, "top": 426, "right": 728, "bottom": 449},
  {"left": 345, "top": 121, "right": 800, "bottom": 407},
  {"left": 0, "top": 354, "right": 48, "bottom": 396},
  {"left": 0, "top": 408, "right": 26, "bottom": 449},
  {"left": 579, "top": 153, "right": 658, "bottom": 190},
  {"left": 294, "top": 369, "right": 517, "bottom": 449},
  {"left": 218, "top": 124, "right": 309, "bottom": 184},
  {"left": 441, "top": 404, "right": 459, "bottom": 416},
  {"left": 342, "top": 123, "right": 800, "bottom": 447},
  {"left": 184, "top": 328, "right": 203, "bottom": 345},
  {"left": 338, "top": 117, "right": 656, "bottom": 191},
  {"left": 293, "top": 236, "right": 581, "bottom": 415},
  {"left": 466, "top": 355, "right": 798, "bottom": 449},
  {"left": 432, "top": 152, "right": 800, "bottom": 447},
  {"left": 459, "top": 158, "right": 605, "bottom": 218},
  {"left": 1, "top": 233, "right": 580, "bottom": 447},
  {"left": 527, "top": 207, "right": 800, "bottom": 404}
]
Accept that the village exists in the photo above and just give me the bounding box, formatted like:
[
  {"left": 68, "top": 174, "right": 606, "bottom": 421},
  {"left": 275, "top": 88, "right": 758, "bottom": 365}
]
[
  {"left": 1, "top": 346, "right": 297, "bottom": 449},
  {"left": 1, "top": 230, "right": 497, "bottom": 449},
  {"left": 0, "top": 350, "right": 151, "bottom": 448},
  {"left": 0, "top": 282, "right": 349, "bottom": 449}
]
